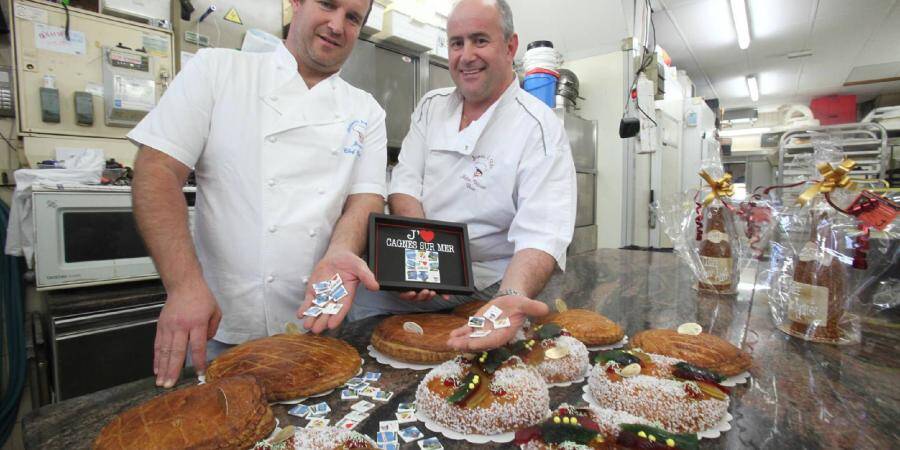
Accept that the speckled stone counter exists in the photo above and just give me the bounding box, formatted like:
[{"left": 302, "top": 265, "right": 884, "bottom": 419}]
[{"left": 22, "top": 249, "right": 899, "bottom": 449}]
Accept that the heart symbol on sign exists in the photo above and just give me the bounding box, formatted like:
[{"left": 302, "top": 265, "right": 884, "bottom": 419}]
[{"left": 419, "top": 229, "right": 435, "bottom": 243}]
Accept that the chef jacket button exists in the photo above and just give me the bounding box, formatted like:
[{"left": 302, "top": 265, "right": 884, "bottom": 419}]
[
  {"left": 334, "top": 113, "right": 340, "bottom": 119},
  {"left": 331, "top": 149, "right": 338, "bottom": 155},
  {"left": 308, "top": 229, "right": 317, "bottom": 237},
  {"left": 267, "top": 136, "right": 278, "bottom": 143},
  {"left": 302, "top": 276, "right": 309, "bottom": 284},
  {"left": 267, "top": 178, "right": 277, "bottom": 187},
  {"left": 266, "top": 275, "right": 275, "bottom": 283},
  {"left": 268, "top": 225, "right": 278, "bottom": 233},
  {"left": 269, "top": 95, "right": 278, "bottom": 102}
]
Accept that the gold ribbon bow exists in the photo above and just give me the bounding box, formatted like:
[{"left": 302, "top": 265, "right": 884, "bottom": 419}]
[
  {"left": 699, "top": 171, "right": 734, "bottom": 206},
  {"left": 795, "top": 158, "right": 856, "bottom": 206}
]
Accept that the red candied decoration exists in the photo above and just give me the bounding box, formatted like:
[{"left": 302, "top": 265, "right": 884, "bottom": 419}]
[
  {"left": 513, "top": 425, "right": 542, "bottom": 445},
  {"left": 443, "top": 378, "right": 456, "bottom": 387},
  {"left": 575, "top": 416, "right": 602, "bottom": 433}
]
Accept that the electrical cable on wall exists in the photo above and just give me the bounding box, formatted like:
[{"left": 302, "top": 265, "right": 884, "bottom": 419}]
[
  {"left": 61, "top": 0, "right": 71, "bottom": 41},
  {"left": 620, "top": 0, "right": 658, "bottom": 137},
  {"left": 0, "top": 130, "right": 17, "bottom": 153},
  {"left": 0, "top": 202, "right": 26, "bottom": 447}
]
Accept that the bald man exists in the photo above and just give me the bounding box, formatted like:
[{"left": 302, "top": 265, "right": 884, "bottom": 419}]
[{"left": 349, "top": 0, "right": 577, "bottom": 352}]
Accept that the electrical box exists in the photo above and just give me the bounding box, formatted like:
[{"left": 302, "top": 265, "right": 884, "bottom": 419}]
[
  {"left": 640, "top": 53, "right": 665, "bottom": 101},
  {"left": 74, "top": 91, "right": 94, "bottom": 126},
  {"left": 101, "top": 0, "right": 172, "bottom": 26},
  {"left": 102, "top": 47, "right": 156, "bottom": 127},
  {"left": 174, "top": 0, "right": 284, "bottom": 71},
  {"left": 39, "top": 87, "right": 60, "bottom": 123},
  {"left": 11, "top": 0, "right": 173, "bottom": 138}
]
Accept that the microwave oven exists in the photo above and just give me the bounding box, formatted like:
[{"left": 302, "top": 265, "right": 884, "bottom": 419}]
[{"left": 32, "top": 186, "right": 195, "bottom": 290}]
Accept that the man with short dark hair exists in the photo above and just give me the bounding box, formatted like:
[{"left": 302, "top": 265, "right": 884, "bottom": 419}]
[{"left": 130, "top": 0, "right": 384, "bottom": 388}]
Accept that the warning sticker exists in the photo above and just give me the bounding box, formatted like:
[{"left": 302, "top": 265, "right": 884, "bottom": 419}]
[{"left": 223, "top": 7, "right": 242, "bottom": 25}]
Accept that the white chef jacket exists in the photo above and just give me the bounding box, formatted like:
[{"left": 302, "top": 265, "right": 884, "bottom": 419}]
[
  {"left": 127, "top": 42, "right": 387, "bottom": 344},
  {"left": 390, "top": 78, "right": 576, "bottom": 290}
]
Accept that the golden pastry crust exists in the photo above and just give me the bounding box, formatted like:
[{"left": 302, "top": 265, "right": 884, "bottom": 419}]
[
  {"left": 534, "top": 309, "right": 625, "bottom": 346},
  {"left": 371, "top": 314, "right": 466, "bottom": 363},
  {"left": 630, "top": 329, "right": 751, "bottom": 377},
  {"left": 206, "top": 333, "right": 361, "bottom": 401},
  {"left": 451, "top": 300, "right": 488, "bottom": 318},
  {"left": 94, "top": 376, "right": 275, "bottom": 450}
]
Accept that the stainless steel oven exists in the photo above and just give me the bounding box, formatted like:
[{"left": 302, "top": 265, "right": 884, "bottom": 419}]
[{"left": 43, "top": 282, "right": 167, "bottom": 401}]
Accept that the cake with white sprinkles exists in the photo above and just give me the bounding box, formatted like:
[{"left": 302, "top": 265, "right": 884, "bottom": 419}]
[
  {"left": 587, "top": 349, "right": 730, "bottom": 434},
  {"left": 252, "top": 426, "right": 376, "bottom": 450},
  {"left": 515, "top": 403, "right": 699, "bottom": 449},
  {"left": 415, "top": 348, "right": 551, "bottom": 435},
  {"left": 509, "top": 323, "right": 590, "bottom": 384}
]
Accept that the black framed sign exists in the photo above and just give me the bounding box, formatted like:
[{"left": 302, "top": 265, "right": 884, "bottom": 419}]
[{"left": 367, "top": 213, "right": 475, "bottom": 295}]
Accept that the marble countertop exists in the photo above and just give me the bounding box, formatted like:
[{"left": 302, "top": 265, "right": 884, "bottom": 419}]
[{"left": 22, "top": 249, "right": 899, "bottom": 449}]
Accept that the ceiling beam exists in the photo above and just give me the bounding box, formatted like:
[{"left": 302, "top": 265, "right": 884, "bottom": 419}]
[{"left": 843, "top": 76, "right": 900, "bottom": 87}]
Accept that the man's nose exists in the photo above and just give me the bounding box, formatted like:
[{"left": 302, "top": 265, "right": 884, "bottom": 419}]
[
  {"left": 461, "top": 41, "right": 477, "bottom": 63},
  {"left": 325, "top": 10, "right": 344, "bottom": 36}
]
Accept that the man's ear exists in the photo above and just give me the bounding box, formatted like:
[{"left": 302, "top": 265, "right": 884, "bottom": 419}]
[{"left": 507, "top": 33, "right": 519, "bottom": 60}]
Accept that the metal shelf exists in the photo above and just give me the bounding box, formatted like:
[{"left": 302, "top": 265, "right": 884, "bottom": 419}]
[{"left": 776, "top": 122, "right": 890, "bottom": 203}]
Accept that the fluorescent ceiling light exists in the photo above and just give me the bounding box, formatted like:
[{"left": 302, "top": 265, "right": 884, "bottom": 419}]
[
  {"left": 730, "top": 0, "right": 750, "bottom": 49},
  {"left": 720, "top": 127, "right": 771, "bottom": 137},
  {"left": 746, "top": 75, "right": 759, "bottom": 102},
  {"left": 786, "top": 50, "right": 813, "bottom": 59}
]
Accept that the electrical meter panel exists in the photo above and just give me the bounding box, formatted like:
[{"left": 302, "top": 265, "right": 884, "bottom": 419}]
[
  {"left": 0, "top": 66, "right": 15, "bottom": 118},
  {"left": 174, "top": 0, "right": 283, "bottom": 70},
  {"left": 11, "top": 0, "right": 174, "bottom": 138},
  {"left": 102, "top": 46, "right": 156, "bottom": 127}
]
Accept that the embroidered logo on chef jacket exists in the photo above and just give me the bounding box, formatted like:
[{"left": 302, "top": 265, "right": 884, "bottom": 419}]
[
  {"left": 342, "top": 119, "right": 368, "bottom": 157},
  {"left": 460, "top": 155, "right": 494, "bottom": 191}
]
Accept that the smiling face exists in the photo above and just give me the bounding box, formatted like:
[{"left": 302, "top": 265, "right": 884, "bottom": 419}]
[
  {"left": 287, "top": 0, "right": 371, "bottom": 79},
  {"left": 447, "top": 0, "right": 518, "bottom": 106}
]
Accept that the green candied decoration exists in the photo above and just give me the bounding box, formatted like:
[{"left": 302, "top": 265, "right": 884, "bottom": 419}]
[
  {"left": 534, "top": 323, "right": 564, "bottom": 340},
  {"left": 446, "top": 372, "right": 478, "bottom": 404},
  {"left": 539, "top": 419, "right": 599, "bottom": 445},
  {"left": 672, "top": 361, "right": 725, "bottom": 383},
  {"left": 619, "top": 424, "right": 699, "bottom": 450},
  {"left": 480, "top": 347, "right": 513, "bottom": 374},
  {"left": 508, "top": 340, "right": 529, "bottom": 355},
  {"left": 594, "top": 349, "right": 640, "bottom": 366}
]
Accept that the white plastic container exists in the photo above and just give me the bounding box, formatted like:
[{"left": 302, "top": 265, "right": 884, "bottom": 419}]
[
  {"left": 374, "top": 8, "right": 433, "bottom": 52},
  {"left": 428, "top": 25, "right": 448, "bottom": 62},
  {"left": 362, "top": 1, "right": 386, "bottom": 37},
  {"left": 523, "top": 46, "right": 561, "bottom": 73}
]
